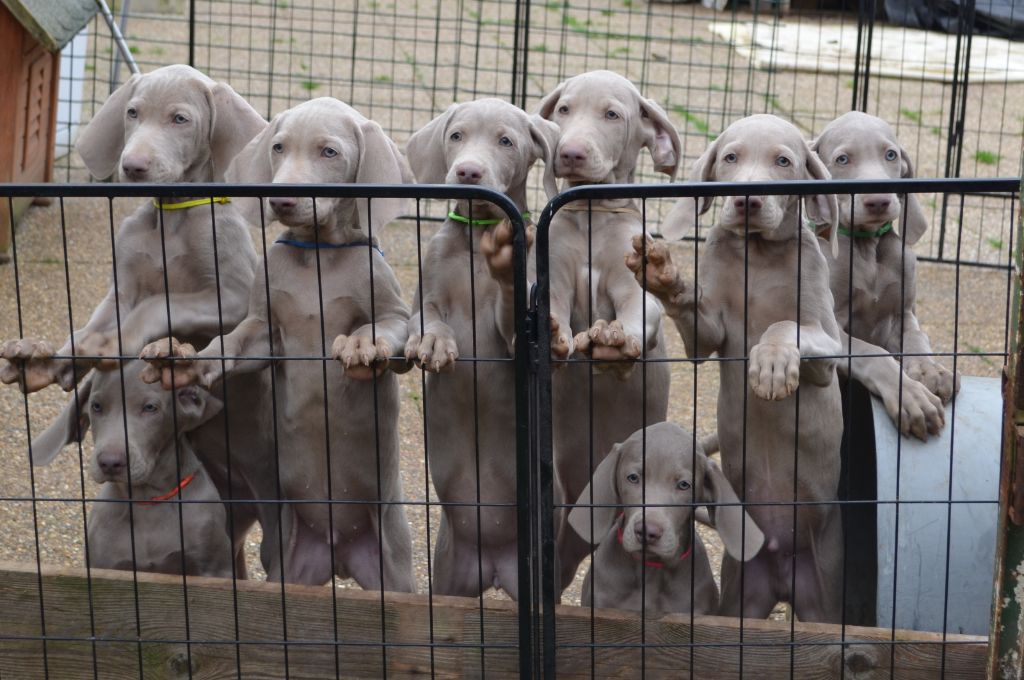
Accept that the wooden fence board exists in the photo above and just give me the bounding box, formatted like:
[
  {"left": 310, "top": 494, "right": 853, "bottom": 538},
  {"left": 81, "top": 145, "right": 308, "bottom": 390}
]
[{"left": 0, "top": 562, "right": 986, "bottom": 679}]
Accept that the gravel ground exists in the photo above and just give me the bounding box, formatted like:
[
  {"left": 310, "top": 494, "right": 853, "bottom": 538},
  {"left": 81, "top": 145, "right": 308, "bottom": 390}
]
[{"left": 1, "top": 0, "right": 1016, "bottom": 621}]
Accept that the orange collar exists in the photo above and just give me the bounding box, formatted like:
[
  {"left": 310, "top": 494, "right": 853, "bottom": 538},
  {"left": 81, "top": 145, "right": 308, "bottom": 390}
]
[
  {"left": 137, "top": 472, "right": 196, "bottom": 505},
  {"left": 616, "top": 512, "right": 693, "bottom": 568}
]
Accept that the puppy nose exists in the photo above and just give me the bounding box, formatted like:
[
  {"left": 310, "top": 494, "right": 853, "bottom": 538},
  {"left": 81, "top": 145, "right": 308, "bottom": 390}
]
[
  {"left": 862, "top": 195, "right": 892, "bottom": 214},
  {"left": 734, "top": 196, "right": 763, "bottom": 212},
  {"left": 455, "top": 162, "right": 484, "bottom": 184},
  {"left": 634, "top": 520, "right": 663, "bottom": 545},
  {"left": 97, "top": 450, "right": 127, "bottom": 476},
  {"left": 269, "top": 197, "right": 298, "bottom": 212},
  {"left": 559, "top": 143, "right": 588, "bottom": 165},
  {"left": 121, "top": 156, "right": 150, "bottom": 179}
]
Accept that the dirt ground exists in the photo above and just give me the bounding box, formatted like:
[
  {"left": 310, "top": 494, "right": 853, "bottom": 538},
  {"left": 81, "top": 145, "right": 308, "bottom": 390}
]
[{"left": 1, "top": 0, "right": 1017, "bottom": 617}]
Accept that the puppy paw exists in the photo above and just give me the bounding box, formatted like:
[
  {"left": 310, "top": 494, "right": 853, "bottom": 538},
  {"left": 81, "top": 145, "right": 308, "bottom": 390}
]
[
  {"left": 139, "top": 336, "right": 201, "bottom": 389},
  {"left": 75, "top": 331, "right": 122, "bottom": 371},
  {"left": 748, "top": 341, "right": 800, "bottom": 400},
  {"left": 0, "top": 338, "right": 58, "bottom": 393},
  {"left": 481, "top": 219, "right": 533, "bottom": 285},
  {"left": 550, "top": 315, "right": 574, "bottom": 365},
  {"left": 404, "top": 331, "right": 458, "bottom": 373},
  {"left": 573, "top": 319, "right": 642, "bottom": 378},
  {"left": 332, "top": 334, "right": 394, "bottom": 380},
  {"left": 905, "top": 357, "right": 959, "bottom": 405},
  {"left": 625, "top": 234, "right": 686, "bottom": 302},
  {"left": 883, "top": 374, "right": 945, "bottom": 441}
]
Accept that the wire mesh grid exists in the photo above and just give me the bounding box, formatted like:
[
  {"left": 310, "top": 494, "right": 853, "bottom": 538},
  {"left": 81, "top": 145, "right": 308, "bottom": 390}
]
[{"left": 0, "top": 175, "right": 1016, "bottom": 678}]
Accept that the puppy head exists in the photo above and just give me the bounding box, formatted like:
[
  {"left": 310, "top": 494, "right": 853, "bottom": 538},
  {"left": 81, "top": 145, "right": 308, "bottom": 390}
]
[
  {"left": 226, "top": 97, "right": 413, "bottom": 236},
  {"left": 568, "top": 422, "right": 764, "bottom": 562},
  {"left": 812, "top": 111, "right": 928, "bottom": 245},
  {"left": 406, "top": 98, "right": 560, "bottom": 217},
  {"left": 688, "top": 115, "right": 837, "bottom": 251},
  {"left": 76, "top": 64, "right": 266, "bottom": 183},
  {"left": 536, "top": 70, "right": 681, "bottom": 185}
]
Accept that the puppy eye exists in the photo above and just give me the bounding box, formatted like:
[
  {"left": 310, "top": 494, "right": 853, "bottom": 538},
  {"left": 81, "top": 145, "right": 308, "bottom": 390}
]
[
  {"left": 321, "top": 147, "right": 338, "bottom": 158},
  {"left": 885, "top": 149, "right": 898, "bottom": 161},
  {"left": 90, "top": 402, "right": 102, "bottom": 413},
  {"left": 776, "top": 156, "right": 791, "bottom": 167},
  {"left": 605, "top": 110, "right": 619, "bottom": 120},
  {"left": 626, "top": 473, "right": 640, "bottom": 484},
  {"left": 835, "top": 154, "right": 849, "bottom": 165},
  {"left": 677, "top": 480, "right": 691, "bottom": 491},
  {"left": 142, "top": 403, "right": 158, "bottom": 414},
  {"left": 499, "top": 136, "right": 513, "bottom": 147},
  {"left": 272, "top": 143, "right": 284, "bottom": 153},
  {"left": 126, "top": 107, "right": 138, "bottom": 119},
  {"left": 557, "top": 105, "right": 569, "bottom": 115},
  {"left": 173, "top": 114, "right": 189, "bottom": 124},
  {"left": 449, "top": 131, "right": 462, "bottom": 142},
  {"left": 723, "top": 152, "right": 738, "bottom": 163}
]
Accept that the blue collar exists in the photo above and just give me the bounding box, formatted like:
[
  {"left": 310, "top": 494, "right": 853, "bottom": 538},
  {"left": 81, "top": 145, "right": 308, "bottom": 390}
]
[{"left": 275, "top": 238, "right": 384, "bottom": 257}]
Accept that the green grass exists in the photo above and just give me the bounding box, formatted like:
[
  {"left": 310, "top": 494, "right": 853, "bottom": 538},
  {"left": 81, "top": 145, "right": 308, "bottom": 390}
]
[
  {"left": 966, "top": 344, "right": 996, "bottom": 368},
  {"left": 987, "top": 237, "right": 1004, "bottom": 250},
  {"left": 672, "top": 105, "right": 714, "bottom": 138},
  {"left": 546, "top": 0, "right": 563, "bottom": 9},
  {"left": 899, "top": 107, "right": 922, "bottom": 124},
  {"left": 299, "top": 79, "right": 321, "bottom": 92},
  {"left": 975, "top": 150, "right": 1001, "bottom": 166},
  {"left": 374, "top": 74, "right": 392, "bottom": 83},
  {"left": 930, "top": 126, "right": 943, "bottom": 137},
  {"left": 531, "top": 43, "right": 549, "bottom": 52},
  {"left": 606, "top": 46, "right": 630, "bottom": 57}
]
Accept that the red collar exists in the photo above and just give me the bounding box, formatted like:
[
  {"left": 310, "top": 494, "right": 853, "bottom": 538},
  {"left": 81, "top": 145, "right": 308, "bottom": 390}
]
[
  {"left": 137, "top": 473, "right": 196, "bottom": 505},
  {"left": 616, "top": 512, "right": 693, "bottom": 568}
]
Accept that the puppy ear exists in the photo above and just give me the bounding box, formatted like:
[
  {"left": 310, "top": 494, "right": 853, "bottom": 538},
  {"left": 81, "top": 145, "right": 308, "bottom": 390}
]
[
  {"left": 225, "top": 113, "right": 280, "bottom": 184},
  {"left": 529, "top": 114, "right": 562, "bottom": 200},
  {"left": 535, "top": 80, "right": 567, "bottom": 121},
  {"left": 174, "top": 385, "right": 224, "bottom": 431},
  {"left": 658, "top": 138, "right": 719, "bottom": 240},
  {"left": 405, "top": 104, "right": 458, "bottom": 185},
  {"left": 639, "top": 97, "right": 682, "bottom": 180},
  {"left": 207, "top": 82, "right": 267, "bottom": 182},
  {"left": 702, "top": 457, "right": 764, "bottom": 562},
  {"left": 802, "top": 144, "right": 839, "bottom": 258},
  {"left": 30, "top": 374, "right": 94, "bottom": 467},
  {"left": 75, "top": 74, "right": 141, "bottom": 180},
  {"left": 568, "top": 444, "right": 623, "bottom": 545},
  {"left": 355, "top": 119, "right": 414, "bottom": 234},
  {"left": 897, "top": 146, "right": 929, "bottom": 246},
  {"left": 224, "top": 113, "right": 281, "bottom": 227}
]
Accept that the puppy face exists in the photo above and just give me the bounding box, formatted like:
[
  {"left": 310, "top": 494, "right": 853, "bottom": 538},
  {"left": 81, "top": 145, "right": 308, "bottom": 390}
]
[
  {"left": 814, "top": 112, "right": 907, "bottom": 229},
  {"left": 118, "top": 68, "right": 215, "bottom": 183},
  {"left": 85, "top": 363, "right": 215, "bottom": 486},
  {"left": 262, "top": 100, "right": 363, "bottom": 228},
  {"left": 612, "top": 432, "right": 701, "bottom": 561},
  {"left": 708, "top": 116, "right": 810, "bottom": 233},
  {"left": 538, "top": 70, "right": 680, "bottom": 184}
]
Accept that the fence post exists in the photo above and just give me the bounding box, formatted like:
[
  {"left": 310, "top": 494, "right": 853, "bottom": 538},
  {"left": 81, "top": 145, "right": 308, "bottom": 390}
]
[{"left": 989, "top": 174, "right": 1024, "bottom": 679}]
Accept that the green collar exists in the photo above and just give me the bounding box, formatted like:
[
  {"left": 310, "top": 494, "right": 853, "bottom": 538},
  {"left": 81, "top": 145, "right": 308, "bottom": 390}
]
[
  {"left": 448, "top": 210, "right": 531, "bottom": 226},
  {"left": 838, "top": 221, "right": 893, "bottom": 238}
]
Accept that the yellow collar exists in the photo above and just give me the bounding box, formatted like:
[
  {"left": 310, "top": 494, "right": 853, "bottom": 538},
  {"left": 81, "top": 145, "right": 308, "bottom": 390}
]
[{"left": 152, "top": 197, "right": 232, "bottom": 211}]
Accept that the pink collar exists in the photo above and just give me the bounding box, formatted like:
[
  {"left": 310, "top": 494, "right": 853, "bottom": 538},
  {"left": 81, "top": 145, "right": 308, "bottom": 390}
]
[{"left": 616, "top": 512, "right": 693, "bottom": 568}]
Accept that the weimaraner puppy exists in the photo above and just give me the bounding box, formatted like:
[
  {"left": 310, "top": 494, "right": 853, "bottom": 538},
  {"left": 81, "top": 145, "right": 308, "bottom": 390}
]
[
  {"left": 31, "top": 361, "right": 234, "bottom": 578},
  {"left": 536, "top": 70, "right": 680, "bottom": 590},
  {"left": 811, "top": 111, "right": 953, "bottom": 437},
  {"left": 628, "top": 114, "right": 846, "bottom": 623},
  {"left": 403, "top": 98, "right": 559, "bottom": 599},
  {"left": 0, "top": 64, "right": 265, "bottom": 392},
  {"left": 140, "top": 97, "right": 415, "bottom": 591},
  {"left": 0, "top": 64, "right": 277, "bottom": 573},
  {"left": 568, "top": 422, "right": 764, "bottom": 616}
]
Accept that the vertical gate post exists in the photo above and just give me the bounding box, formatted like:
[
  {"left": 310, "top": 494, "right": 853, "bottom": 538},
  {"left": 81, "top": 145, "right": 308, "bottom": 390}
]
[{"left": 989, "top": 174, "right": 1024, "bottom": 679}]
